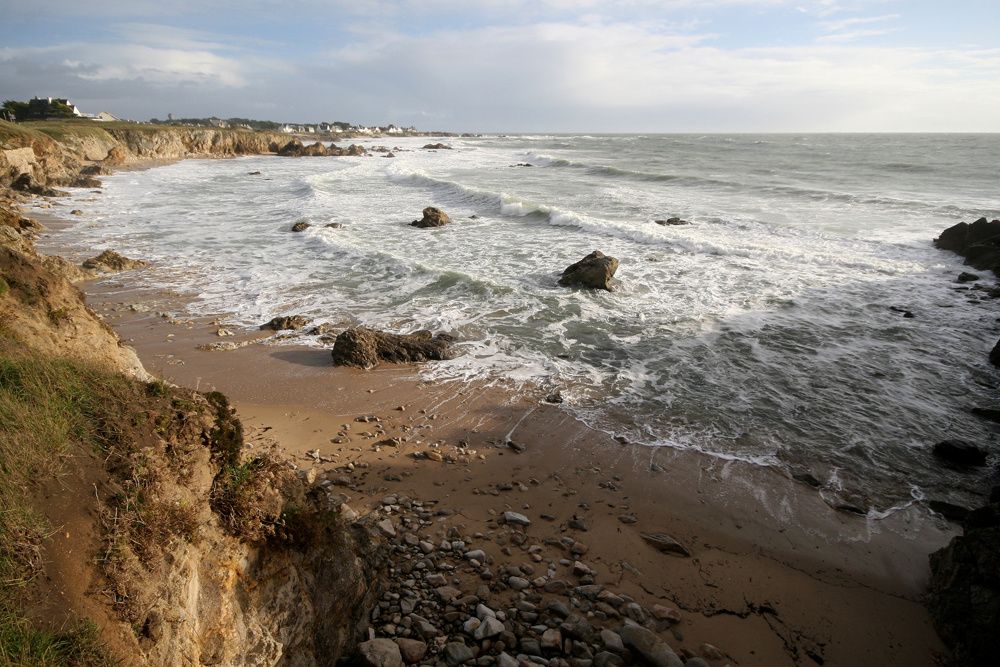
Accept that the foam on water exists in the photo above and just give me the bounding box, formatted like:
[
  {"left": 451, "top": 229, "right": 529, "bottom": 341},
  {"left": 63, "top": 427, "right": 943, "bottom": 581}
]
[{"left": 55, "top": 133, "right": 1000, "bottom": 518}]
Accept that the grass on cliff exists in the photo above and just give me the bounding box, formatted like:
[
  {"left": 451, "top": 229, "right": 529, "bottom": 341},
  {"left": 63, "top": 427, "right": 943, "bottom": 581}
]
[{"left": 0, "top": 329, "right": 140, "bottom": 665}]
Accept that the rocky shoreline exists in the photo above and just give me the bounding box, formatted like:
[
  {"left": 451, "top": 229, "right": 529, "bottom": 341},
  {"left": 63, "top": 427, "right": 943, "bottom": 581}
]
[{"left": 1, "top": 120, "right": 977, "bottom": 666}]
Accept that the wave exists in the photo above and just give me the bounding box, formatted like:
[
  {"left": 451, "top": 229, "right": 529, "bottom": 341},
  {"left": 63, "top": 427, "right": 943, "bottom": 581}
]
[{"left": 525, "top": 152, "right": 965, "bottom": 214}]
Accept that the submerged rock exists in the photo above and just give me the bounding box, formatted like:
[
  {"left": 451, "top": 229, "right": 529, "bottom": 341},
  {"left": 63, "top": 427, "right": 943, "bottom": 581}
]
[
  {"left": 81, "top": 250, "right": 148, "bottom": 272},
  {"left": 933, "top": 439, "right": 988, "bottom": 467},
  {"left": 411, "top": 207, "right": 451, "bottom": 228},
  {"left": 330, "top": 327, "right": 455, "bottom": 369},
  {"left": 260, "top": 315, "right": 310, "bottom": 331},
  {"left": 423, "top": 143, "right": 452, "bottom": 150},
  {"left": 654, "top": 217, "right": 689, "bottom": 226},
  {"left": 559, "top": 250, "right": 619, "bottom": 291}
]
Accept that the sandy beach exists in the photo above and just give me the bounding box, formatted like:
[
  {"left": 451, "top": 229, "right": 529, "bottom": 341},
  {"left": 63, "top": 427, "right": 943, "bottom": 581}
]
[{"left": 32, "top": 208, "right": 957, "bottom": 666}]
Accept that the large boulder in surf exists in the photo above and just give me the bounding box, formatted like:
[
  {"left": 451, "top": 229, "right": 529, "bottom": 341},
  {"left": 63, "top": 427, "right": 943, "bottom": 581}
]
[
  {"left": 558, "top": 250, "right": 619, "bottom": 291},
  {"left": 411, "top": 207, "right": 451, "bottom": 229},
  {"left": 330, "top": 327, "right": 455, "bottom": 369},
  {"left": 934, "top": 217, "right": 1000, "bottom": 274},
  {"left": 422, "top": 143, "right": 452, "bottom": 150},
  {"left": 928, "top": 498, "right": 1000, "bottom": 667},
  {"left": 278, "top": 140, "right": 305, "bottom": 156},
  {"left": 81, "top": 250, "right": 147, "bottom": 273},
  {"left": 300, "top": 142, "right": 329, "bottom": 157},
  {"left": 260, "top": 315, "right": 310, "bottom": 331}
]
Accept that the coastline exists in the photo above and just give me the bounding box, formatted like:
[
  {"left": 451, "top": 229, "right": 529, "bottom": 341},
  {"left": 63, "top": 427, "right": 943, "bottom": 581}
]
[{"left": 36, "top": 200, "right": 955, "bottom": 666}]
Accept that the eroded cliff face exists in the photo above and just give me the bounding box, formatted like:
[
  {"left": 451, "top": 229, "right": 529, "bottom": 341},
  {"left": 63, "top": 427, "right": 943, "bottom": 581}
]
[
  {"left": 0, "top": 197, "right": 385, "bottom": 666},
  {"left": 0, "top": 120, "right": 291, "bottom": 189}
]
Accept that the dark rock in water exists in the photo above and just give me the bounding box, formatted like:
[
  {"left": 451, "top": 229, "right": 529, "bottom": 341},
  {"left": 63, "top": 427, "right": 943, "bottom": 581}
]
[
  {"left": 934, "top": 217, "right": 1000, "bottom": 275},
  {"left": 292, "top": 221, "right": 311, "bottom": 232},
  {"left": 545, "top": 391, "right": 563, "bottom": 404},
  {"left": 278, "top": 139, "right": 305, "bottom": 156},
  {"left": 902, "top": 311, "right": 915, "bottom": 318},
  {"left": 423, "top": 143, "right": 452, "bottom": 150},
  {"left": 933, "top": 439, "right": 987, "bottom": 467},
  {"left": 971, "top": 407, "right": 1000, "bottom": 423},
  {"left": 991, "top": 338, "right": 1000, "bottom": 367},
  {"left": 927, "top": 500, "right": 971, "bottom": 522},
  {"left": 325, "top": 223, "right": 344, "bottom": 229},
  {"left": 330, "top": 327, "right": 455, "bottom": 369},
  {"left": 260, "top": 315, "right": 310, "bottom": 331},
  {"left": 639, "top": 532, "right": 690, "bottom": 557},
  {"left": 248, "top": 171, "right": 262, "bottom": 175},
  {"left": 792, "top": 472, "right": 822, "bottom": 488},
  {"left": 888, "top": 305, "right": 914, "bottom": 318},
  {"left": 559, "top": 250, "right": 619, "bottom": 291},
  {"left": 411, "top": 207, "right": 451, "bottom": 228},
  {"left": 928, "top": 497, "right": 1000, "bottom": 667},
  {"left": 957, "top": 271, "right": 981, "bottom": 283},
  {"left": 654, "top": 217, "right": 689, "bottom": 226}
]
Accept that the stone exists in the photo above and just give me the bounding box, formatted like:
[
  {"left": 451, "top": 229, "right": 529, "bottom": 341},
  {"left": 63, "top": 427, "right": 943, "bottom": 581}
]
[
  {"left": 435, "top": 585, "right": 462, "bottom": 603},
  {"left": 932, "top": 440, "right": 988, "bottom": 467},
  {"left": 359, "top": 638, "right": 404, "bottom": 667},
  {"left": 443, "top": 642, "right": 475, "bottom": 667},
  {"left": 508, "top": 576, "right": 530, "bottom": 590},
  {"left": 593, "top": 652, "right": 624, "bottom": 667},
  {"left": 476, "top": 604, "right": 496, "bottom": 620},
  {"left": 650, "top": 605, "right": 681, "bottom": 624},
  {"left": 957, "top": 271, "right": 980, "bottom": 282},
  {"left": 409, "top": 614, "right": 440, "bottom": 638},
  {"left": 331, "top": 327, "right": 455, "bottom": 368},
  {"left": 541, "top": 629, "right": 563, "bottom": 652},
  {"left": 81, "top": 250, "right": 147, "bottom": 273},
  {"left": 699, "top": 644, "right": 723, "bottom": 661},
  {"left": 292, "top": 221, "right": 311, "bottom": 232},
  {"left": 684, "top": 660, "right": 710, "bottom": 667},
  {"left": 476, "top": 616, "right": 505, "bottom": 641},
  {"left": 503, "top": 511, "right": 531, "bottom": 526},
  {"left": 600, "top": 630, "right": 624, "bottom": 654},
  {"left": 377, "top": 519, "right": 396, "bottom": 537},
  {"left": 498, "top": 653, "right": 518, "bottom": 667},
  {"left": 558, "top": 251, "right": 619, "bottom": 291},
  {"left": 466, "top": 549, "right": 488, "bottom": 562},
  {"left": 639, "top": 532, "right": 691, "bottom": 557},
  {"left": 395, "top": 638, "right": 428, "bottom": 663},
  {"left": 618, "top": 624, "right": 684, "bottom": 667},
  {"left": 654, "top": 217, "right": 689, "bottom": 226},
  {"left": 260, "top": 315, "right": 309, "bottom": 331},
  {"left": 411, "top": 206, "right": 451, "bottom": 228},
  {"left": 423, "top": 143, "right": 453, "bottom": 150}
]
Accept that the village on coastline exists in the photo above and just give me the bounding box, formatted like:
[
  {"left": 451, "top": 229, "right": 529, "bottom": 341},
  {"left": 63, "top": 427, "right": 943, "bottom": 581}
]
[{"left": 0, "top": 95, "right": 466, "bottom": 139}]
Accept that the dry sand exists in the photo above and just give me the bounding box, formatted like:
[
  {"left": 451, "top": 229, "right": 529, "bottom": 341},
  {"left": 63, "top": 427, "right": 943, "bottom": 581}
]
[{"left": 33, "top": 201, "right": 956, "bottom": 667}]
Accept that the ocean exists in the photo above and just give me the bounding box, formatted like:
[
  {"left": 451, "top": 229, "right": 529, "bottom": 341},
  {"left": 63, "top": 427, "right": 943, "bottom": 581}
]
[{"left": 51, "top": 133, "right": 1000, "bottom": 515}]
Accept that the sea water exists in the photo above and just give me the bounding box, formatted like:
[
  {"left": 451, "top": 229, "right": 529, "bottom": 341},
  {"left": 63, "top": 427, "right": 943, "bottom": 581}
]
[{"left": 53, "top": 133, "right": 1000, "bottom": 514}]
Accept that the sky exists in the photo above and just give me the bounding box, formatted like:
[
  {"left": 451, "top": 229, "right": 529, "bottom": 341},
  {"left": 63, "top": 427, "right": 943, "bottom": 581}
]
[{"left": 1, "top": 0, "right": 999, "bottom": 132}]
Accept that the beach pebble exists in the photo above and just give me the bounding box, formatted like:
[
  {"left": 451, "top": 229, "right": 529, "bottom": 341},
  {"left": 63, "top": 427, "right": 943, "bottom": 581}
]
[
  {"left": 503, "top": 511, "right": 531, "bottom": 526},
  {"left": 358, "top": 638, "right": 403, "bottom": 667}
]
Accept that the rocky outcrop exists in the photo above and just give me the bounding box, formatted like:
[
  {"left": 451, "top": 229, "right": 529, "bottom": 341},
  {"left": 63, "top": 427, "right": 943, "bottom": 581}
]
[
  {"left": 928, "top": 496, "right": 1000, "bottom": 667},
  {"left": 558, "top": 251, "right": 619, "bottom": 291},
  {"left": 330, "top": 327, "right": 455, "bottom": 369},
  {"left": 655, "top": 217, "right": 689, "bottom": 226},
  {"left": 292, "top": 221, "right": 311, "bottom": 232},
  {"left": 411, "top": 207, "right": 451, "bottom": 229},
  {"left": 935, "top": 217, "right": 1000, "bottom": 276},
  {"left": 423, "top": 143, "right": 452, "bottom": 150},
  {"left": 82, "top": 249, "right": 148, "bottom": 273}
]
